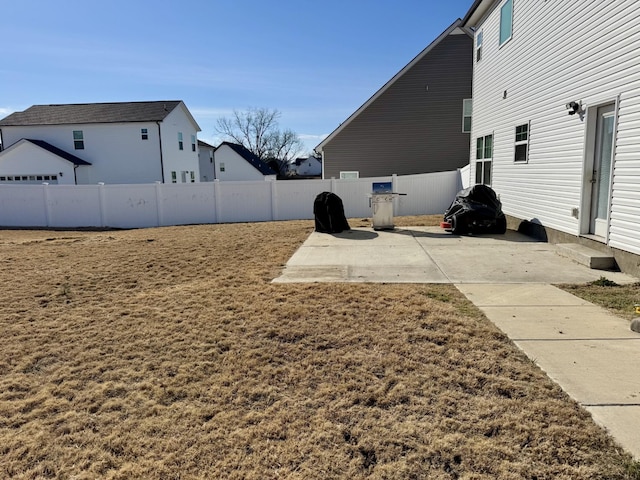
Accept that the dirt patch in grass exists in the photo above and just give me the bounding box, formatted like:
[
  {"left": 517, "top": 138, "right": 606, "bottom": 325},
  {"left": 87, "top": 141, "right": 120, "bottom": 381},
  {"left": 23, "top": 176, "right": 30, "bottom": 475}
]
[{"left": 0, "top": 217, "right": 638, "bottom": 479}]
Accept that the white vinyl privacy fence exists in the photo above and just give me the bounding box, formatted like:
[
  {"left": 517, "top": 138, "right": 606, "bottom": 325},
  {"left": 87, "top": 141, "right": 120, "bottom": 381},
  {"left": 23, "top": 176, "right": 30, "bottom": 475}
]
[{"left": 0, "top": 171, "right": 463, "bottom": 229}]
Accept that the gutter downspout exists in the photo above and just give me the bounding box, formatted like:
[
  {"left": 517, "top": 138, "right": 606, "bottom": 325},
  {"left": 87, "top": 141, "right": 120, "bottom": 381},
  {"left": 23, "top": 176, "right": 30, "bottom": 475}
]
[
  {"left": 0, "top": 128, "right": 4, "bottom": 151},
  {"left": 157, "top": 122, "right": 165, "bottom": 183},
  {"left": 74, "top": 165, "right": 78, "bottom": 185}
]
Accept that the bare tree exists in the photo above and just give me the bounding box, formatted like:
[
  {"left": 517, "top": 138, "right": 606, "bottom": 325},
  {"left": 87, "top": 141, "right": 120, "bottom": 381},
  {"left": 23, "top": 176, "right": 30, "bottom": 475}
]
[{"left": 216, "top": 107, "right": 304, "bottom": 176}]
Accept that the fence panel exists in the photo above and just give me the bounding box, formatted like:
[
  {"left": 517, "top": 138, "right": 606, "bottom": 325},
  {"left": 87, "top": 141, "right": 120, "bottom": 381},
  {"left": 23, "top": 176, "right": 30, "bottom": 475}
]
[
  {"left": 48, "top": 185, "right": 102, "bottom": 227},
  {"left": 334, "top": 176, "right": 392, "bottom": 218},
  {"left": 159, "top": 183, "right": 216, "bottom": 226},
  {"left": 0, "top": 170, "right": 463, "bottom": 228},
  {"left": 102, "top": 184, "right": 159, "bottom": 229},
  {"left": 0, "top": 185, "right": 48, "bottom": 226},
  {"left": 396, "top": 171, "right": 460, "bottom": 216},
  {"left": 276, "top": 179, "right": 332, "bottom": 220},
  {"left": 216, "top": 181, "right": 272, "bottom": 223}
]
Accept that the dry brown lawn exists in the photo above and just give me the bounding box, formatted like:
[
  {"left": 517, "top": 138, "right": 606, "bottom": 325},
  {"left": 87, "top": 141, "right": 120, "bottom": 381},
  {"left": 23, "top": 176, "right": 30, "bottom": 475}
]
[{"left": 1, "top": 216, "right": 638, "bottom": 479}]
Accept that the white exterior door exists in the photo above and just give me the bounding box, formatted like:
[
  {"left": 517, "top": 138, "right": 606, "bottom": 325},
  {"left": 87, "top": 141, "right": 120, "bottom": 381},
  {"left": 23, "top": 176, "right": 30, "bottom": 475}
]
[{"left": 589, "top": 104, "right": 615, "bottom": 237}]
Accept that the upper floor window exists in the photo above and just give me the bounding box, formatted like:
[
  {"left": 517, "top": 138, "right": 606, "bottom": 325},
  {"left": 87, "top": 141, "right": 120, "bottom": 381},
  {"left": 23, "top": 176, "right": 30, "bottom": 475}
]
[
  {"left": 73, "top": 130, "right": 84, "bottom": 150},
  {"left": 191, "top": 135, "right": 196, "bottom": 152},
  {"left": 340, "top": 171, "right": 359, "bottom": 179},
  {"left": 462, "top": 99, "right": 473, "bottom": 133},
  {"left": 500, "top": 0, "right": 513, "bottom": 46},
  {"left": 141, "top": 128, "right": 148, "bottom": 140},
  {"left": 514, "top": 122, "right": 529, "bottom": 163},
  {"left": 476, "top": 30, "right": 483, "bottom": 61},
  {"left": 178, "top": 132, "right": 184, "bottom": 150}
]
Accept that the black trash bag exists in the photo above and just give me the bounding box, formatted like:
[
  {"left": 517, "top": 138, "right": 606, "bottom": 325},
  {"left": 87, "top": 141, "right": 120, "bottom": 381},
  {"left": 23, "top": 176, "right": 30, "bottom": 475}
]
[
  {"left": 314, "top": 192, "right": 350, "bottom": 233},
  {"left": 443, "top": 184, "right": 506, "bottom": 235}
]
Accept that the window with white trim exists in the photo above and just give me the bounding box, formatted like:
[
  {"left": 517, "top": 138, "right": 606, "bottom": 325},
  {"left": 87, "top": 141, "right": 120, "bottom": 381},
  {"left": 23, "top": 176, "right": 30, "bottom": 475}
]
[
  {"left": 141, "top": 128, "right": 148, "bottom": 140},
  {"left": 514, "top": 122, "right": 529, "bottom": 163},
  {"left": 73, "top": 130, "right": 84, "bottom": 150},
  {"left": 476, "top": 30, "right": 483, "bottom": 61},
  {"left": 499, "top": 0, "right": 513, "bottom": 46},
  {"left": 191, "top": 135, "right": 196, "bottom": 152},
  {"left": 340, "top": 171, "right": 359, "bottom": 179},
  {"left": 475, "top": 134, "right": 493, "bottom": 185},
  {"left": 462, "top": 99, "right": 472, "bottom": 133},
  {"left": 178, "top": 132, "right": 184, "bottom": 150},
  {"left": 171, "top": 171, "right": 177, "bottom": 183}
]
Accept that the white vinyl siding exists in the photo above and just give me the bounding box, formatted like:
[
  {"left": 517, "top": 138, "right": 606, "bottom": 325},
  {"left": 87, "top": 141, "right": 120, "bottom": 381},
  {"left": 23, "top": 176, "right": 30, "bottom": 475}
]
[{"left": 470, "top": 0, "right": 640, "bottom": 254}]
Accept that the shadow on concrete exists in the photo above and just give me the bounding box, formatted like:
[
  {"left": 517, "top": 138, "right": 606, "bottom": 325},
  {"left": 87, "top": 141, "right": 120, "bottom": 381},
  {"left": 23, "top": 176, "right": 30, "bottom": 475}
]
[
  {"left": 382, "top": 227, "right": 544, "bottom": 243},
  {"left": 325, "top": 230, "right": 379, "bottom": 240}
]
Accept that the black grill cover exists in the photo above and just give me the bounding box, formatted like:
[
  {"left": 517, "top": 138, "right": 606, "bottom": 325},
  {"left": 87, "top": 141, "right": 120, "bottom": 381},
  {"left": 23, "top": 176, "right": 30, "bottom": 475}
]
[
  {"left": 313, "top": 192, "right": 350, "bottom": 233},
  {"left": 443, "top": 184, "right": 506, "bottom": 234}
]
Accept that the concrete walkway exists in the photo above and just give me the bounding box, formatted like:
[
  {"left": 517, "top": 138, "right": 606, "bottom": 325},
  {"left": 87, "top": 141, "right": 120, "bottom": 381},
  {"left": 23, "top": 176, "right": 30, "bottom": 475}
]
[{"left": 274, "top": 227, "right": 640, "bottom": 459}]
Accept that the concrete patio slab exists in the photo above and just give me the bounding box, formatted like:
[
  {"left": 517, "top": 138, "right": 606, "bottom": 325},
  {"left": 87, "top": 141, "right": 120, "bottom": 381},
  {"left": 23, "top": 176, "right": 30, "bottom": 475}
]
[{"left": 274, "top": 227, "right": 637, "bottom": 285}]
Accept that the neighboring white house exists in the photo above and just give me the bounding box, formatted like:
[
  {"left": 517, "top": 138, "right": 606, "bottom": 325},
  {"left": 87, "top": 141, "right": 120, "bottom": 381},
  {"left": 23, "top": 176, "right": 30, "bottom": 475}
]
[
  {"left": 213, "top": 142, "right": 277, "bottom": 181},
  {"left": 291, "top": 156, "right": 322, "bottom": 177},
  {"left": 463, "top": 0, "right": 640, "bottom": 273},
  {"left": 198, "top": 139, "right": 216, "bottom": 182},
  {"left": 0, "top": 101, "right": 201, "bottom": 184}
]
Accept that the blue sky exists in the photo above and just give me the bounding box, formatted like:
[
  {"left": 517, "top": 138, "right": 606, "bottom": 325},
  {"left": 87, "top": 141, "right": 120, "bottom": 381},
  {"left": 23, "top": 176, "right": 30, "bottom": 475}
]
[{"left": 1, "top": 0, "right": 474, "bottom": 154}]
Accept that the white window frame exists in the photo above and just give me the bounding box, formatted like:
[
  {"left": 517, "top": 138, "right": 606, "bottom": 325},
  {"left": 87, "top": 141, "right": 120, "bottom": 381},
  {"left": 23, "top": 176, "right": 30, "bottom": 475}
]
[
  {"left": 514, "top": 122, "right": 530, "bottom": 163},
  {"left": 178, "top": 132, "right": 184, "bottom": 150},
  {"left": 73, "top": 130, "right": 84, "bottom": 150},
  {"left": 191, "top": 135, "right": 196, "bottom": 152},
  {"left": 499, "top": 0, "right": 513, "bottom": 46},
  {"left": 476, "top": 30, "right": 483, "bottom": 61},
  {"left": 462, "top": 99, "right": 473, "bottom": 133},
  {"left": 340, "top": 171, "right": 359, "bottom": 180},
  {"left": 141, "top": 128, "right": 148, "bottom": 140},
  {"left": 475, "top": 133, "right": 493, "bottom": 186}
]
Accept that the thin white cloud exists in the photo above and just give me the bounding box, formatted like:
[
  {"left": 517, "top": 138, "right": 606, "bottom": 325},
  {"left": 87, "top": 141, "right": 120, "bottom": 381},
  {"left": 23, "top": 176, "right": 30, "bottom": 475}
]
[{"left": 298, "top": 133, "right": 328, "bottom": 142}]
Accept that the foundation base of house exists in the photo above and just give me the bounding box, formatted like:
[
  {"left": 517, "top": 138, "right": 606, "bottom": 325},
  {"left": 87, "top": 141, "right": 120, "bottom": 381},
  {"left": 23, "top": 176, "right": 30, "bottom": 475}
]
[
  {"left": 555, "top": 243, "right": 617, "bottom": 270},
  {"left": 505, "top": 215, "right": 640, "bottom": 279}
]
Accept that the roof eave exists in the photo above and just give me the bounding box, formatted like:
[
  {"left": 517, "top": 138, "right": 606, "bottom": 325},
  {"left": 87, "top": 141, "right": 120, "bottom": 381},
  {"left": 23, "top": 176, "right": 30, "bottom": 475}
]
[{"left": 462, "top": 0, "right": 497, "bottom": 28}]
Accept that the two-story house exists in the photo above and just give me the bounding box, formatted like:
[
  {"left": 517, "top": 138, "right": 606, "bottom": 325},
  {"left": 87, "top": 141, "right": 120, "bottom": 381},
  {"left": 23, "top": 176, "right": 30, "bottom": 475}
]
[
  {"left": 316, "top": 19, "right": 474, "bottom": 179},
  {"left": 0, "top": 100, "right": 201, "bottom": 185},
  {"left": 463, "top": 0, "right": 640, "bottom": 274}
]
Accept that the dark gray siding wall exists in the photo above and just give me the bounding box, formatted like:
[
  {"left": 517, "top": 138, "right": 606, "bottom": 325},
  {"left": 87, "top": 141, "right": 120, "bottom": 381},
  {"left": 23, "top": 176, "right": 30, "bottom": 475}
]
[{"left": 323, "top": 33, "right": 473, "bottom": 179}]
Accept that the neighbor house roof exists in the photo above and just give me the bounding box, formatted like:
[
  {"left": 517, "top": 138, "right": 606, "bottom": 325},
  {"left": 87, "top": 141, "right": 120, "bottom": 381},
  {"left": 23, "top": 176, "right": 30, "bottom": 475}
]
[
  {"left": 220, "top": 142, "right": 277, "bottom": 176},
  {"left": 316, "top": 19, "right": 471, "bottom": 152},
  {"left": 21, "top": 139, "right": 91, "bottom": 165},
  {"left": 0, "top": 101, "right": 184, "bottom": 126},
  {"left": 198, "top": 139, "right": 216, "bottom": 149}
]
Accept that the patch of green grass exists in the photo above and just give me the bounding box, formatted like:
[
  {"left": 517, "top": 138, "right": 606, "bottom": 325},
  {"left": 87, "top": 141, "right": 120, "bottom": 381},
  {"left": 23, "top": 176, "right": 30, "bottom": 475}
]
[
  {"left": 589, "top": 276, "right": 620, "bottom": 287},
  {"left": 558, "top": 281, "right": 640, "bottom": 320},
  {"left": 624, "top": 459, "right": 640, "bottom": 480}
]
